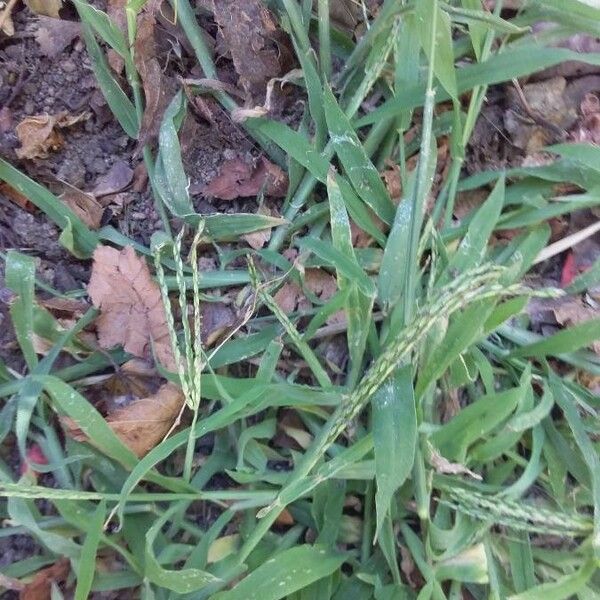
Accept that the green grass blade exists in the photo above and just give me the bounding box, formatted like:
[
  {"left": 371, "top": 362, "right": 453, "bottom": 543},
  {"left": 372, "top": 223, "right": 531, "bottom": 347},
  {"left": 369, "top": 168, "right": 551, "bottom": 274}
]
[
  {"left": 372, "top": 366, "right": 416, "bottom": 540},
  {"left": 74, "top": 500, "right": 106, "bottom": 600},
  {"left": 323, "top": 87, "right": 395, "bottom": 225},
  {"left": 212, "top": 545, "right": 346, "bottom": 600}
]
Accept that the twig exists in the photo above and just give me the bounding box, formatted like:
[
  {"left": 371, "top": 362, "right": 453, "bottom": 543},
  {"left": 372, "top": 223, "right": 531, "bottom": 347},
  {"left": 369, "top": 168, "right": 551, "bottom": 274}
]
[{"left": 533, "top": 220, "right": 600, "bottom": 265}]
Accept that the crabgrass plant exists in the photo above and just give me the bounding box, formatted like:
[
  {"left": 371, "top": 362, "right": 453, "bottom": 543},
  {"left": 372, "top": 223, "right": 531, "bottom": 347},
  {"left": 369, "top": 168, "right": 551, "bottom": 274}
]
[{"left": 1, "top": 0, "right": 600, "bottom": 598}]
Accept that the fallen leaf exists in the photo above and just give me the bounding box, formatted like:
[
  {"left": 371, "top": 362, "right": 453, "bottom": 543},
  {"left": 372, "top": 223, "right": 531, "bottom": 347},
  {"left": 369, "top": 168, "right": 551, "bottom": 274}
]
[
  {"left": 16, "top": 112, "right": 89, "bottom": 160},
  {"left": 0, "top": 0, "right": 15, "bottom": 36},
  {"left": 205, "top": 156, "right": 288, "bottom": 200},
  {"left": 572, "top": 92, "right": 600, "bottom": 144},
  {"left": 103, "top": 382, "right": 184, "bottom": 457},
  {"left": 19, "top": 558, "right": 70, "bottom": 600},
  {"left": 34, "top": 16, "right": 80, "bottom": 58},
  {"left": 273, "top": 268, "right": 341, "bottom": 323},
  {"left": 106, "top": 0, "right": 127, "bottom": 74},
  {"left": 24, "top": 0, "right": 62, "bottom": 18},
  {"left": 382, "top": 163, "right": 402, "bottom": 200},
  {"left": 92, "top": 160, "right": 134, "bottom": 199},
  {"left": 427, "top": 443, "right": 482, "bottom": 480},
  {"left": 59, "top": 182, "right": 104, "bottom": 229},
  {"left": 211, "top": 0, "right": 291, "bottom": 99},
  {"left": 20, "top": 444, "right": 49, "bottom": 478},
  {"left": 134, "top": 5, "right": 173, "bottom": 147},
  {"left": 242, "top": 205, "right": 275, "bottom": 249},
  {"left": 274, "top": 508, "right": 295, "bottom": 527},
  {"left": 0, "top": 181, "right": 36, "bottom": 212},
  {"left": 201, "top": 302, "right": 236, "bottom": 347},
  {"left": 561, "top": 251, "right": 578, "bottom": 288},
  {"left": 87, "top": 245, "right": 175, "bottom": 371}
]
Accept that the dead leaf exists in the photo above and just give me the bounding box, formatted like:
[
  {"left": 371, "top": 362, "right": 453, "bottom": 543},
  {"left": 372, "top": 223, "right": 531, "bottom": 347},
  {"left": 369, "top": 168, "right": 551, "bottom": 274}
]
[
  {"left": 0, "top": 0, "right": 15, "bottom": 36},
  {"left": 0, "top": 106, "right": 12, "bottom": 132},
  {"left": 211, "top": 0, "right": 291, "bottom": 99},
  {"left": 205, "top": 156, "right": 288, "bottom": 200},
  {"left": 23, "top": 0, "right": 62, "bottom": 18},
  {"left": 242, "top": 205, "right": 275, "bottom": 249},
  {"left": 134, "top": 5, "right": 173, "bottom": 147},
  {"left": 0, "top": 181, "right": 36, "bottom": 212},
  {"left": 382, "top": 163, "right": 402, "bottom": 200},
  {"left": 19, "top": 557, "right": 69, "bottom": 600},
  {"left": 16, "top": 112, "right": 89, "bottom": 160},
  {"left": 92, "top": 160, "right": 134, "bottom": 199},
  {"left": 87, "top": 245, "right": 175, "bottom": 370},
  {"left": 273, "top": 268, "right": 342, "bottom": 323},
  {"left": 275, "top": 508, "right": 295, "bottom": 527},
  {"left": 34, "top": 16, "right": 80, "bottom": 58},
  {"left": 201, "top": 302, "right": 236, "bottom": 347},
  {"left": 59, "top": 182, "right": 104, "bottom": 229},
  {"left": 66, "top": 382, "right": 184, "bottom": 457},
  {"left": 427, "top": 443, "right": 482, "bottom": 480},
  {"left": 572, "top": 92, "right": 600, "bottom": 144}
]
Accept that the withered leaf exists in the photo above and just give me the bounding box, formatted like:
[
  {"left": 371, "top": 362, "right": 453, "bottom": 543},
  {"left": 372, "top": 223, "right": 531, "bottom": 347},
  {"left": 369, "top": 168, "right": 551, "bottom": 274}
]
[
  {"left": 24, "top": 0, "right": 62, "bottom": 18},
  {"left": 0, "top": 181, "right": 36, "bottom": 212},
  {"left": 34, "top": 16, "right": 81, "bottom": 58},
  {"left": 242, "top": 204, "right": 275, "bottom": 249},
  {"left": 205, "top": 156, "right": 287, "bottom": 200},
  {"left": 19, "top": 557, "right": 70, "bottom": 600},
  {"left": 134, "top": 5, "right": 173, "bottom": 147},
  {"left": 16, "top": 112, "right": 90, "bottom": 160},
  {"left": 92, "top": 160, "right": 134, "bottom": 199},
  {"left": 87, "top": 245, "right": 175, "bottom": 370},
  {"left": 211, "top": 0, "right": 290, "bottom": 97},
  {"left": 66, "top": 382, "right": 184, "bottom": 458},
  {"left": 59, "top": 182, "right": 104, "bottom": 229},
  {"left": 201, "top": 302, "right": 235, "bottom": 347}
]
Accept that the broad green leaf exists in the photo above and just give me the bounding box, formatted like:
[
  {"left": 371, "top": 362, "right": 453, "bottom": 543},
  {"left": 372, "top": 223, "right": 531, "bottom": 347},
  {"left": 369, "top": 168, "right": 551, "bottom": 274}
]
[
  {"left": 323, "top": 87, "right": 395, "bottom": 225},
  {"left": 550, "top": 374, "right": 600, "bottom": 559},
  {"left": 417, "top": 0, "right": 457, "bottom": 100},
  {"left": 298, "top": 237, "right": 376, "bottom": 298},
  {"left": 508, "top": 558, "right": 596, "bottom": 600},
  {"left": 509, "top": 319, "right": 600, "bottom": 358},
  {"left": 356, "top": 46, "right": 600, "bottom": 126},
  {"left": 154, "top": 91, "right": 196, "bottom": 219},
  {"left": 0, "top": 159, "right": 98, "bottom": 257},
  {"left": 75, "top": 500, "right": 106, "bottom": 600},
  {"left": 204, "top": 214, "right": 286, "bottom": 240},
  {"left": 80, "top": 24, "right": 139, "bottom": 138},
  {"left": 74, "top": 0, "right": 128, "bottom": 57},
  {"left": 253, "top": 119, "right": 329, "bottom": 181},
  {"left": 144, "top": 506, "right": 220, "bottom": 593},
  {"left": 373, "top": 366, "right": 416, "bottom": 540},
  {"left": 6, "top": 251, "right": 37, "bottom": 369},
  {"left": 327, "top": 172, "right": 374, "bottom": 382},
  {"left": 431, "top": 386, "right": 524, "bottom": 462},
  {"left": 416, "top": 300, "right": 495, "bottom": 397},
  {"left": 213, "top": 545, "right": 346, "bottom": 600},
  {"left": 442, "top": 176, "right": 505, "bottom": 281}
]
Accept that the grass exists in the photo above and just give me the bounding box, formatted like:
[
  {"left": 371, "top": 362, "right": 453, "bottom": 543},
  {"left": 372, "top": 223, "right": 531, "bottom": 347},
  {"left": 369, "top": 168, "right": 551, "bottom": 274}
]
[{"left": 1, "top": 0, "right": 600, "bottom": 598}]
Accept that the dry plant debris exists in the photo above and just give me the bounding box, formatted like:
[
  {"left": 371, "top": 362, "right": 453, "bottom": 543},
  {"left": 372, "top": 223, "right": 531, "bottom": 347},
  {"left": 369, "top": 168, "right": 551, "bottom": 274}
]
[{"left": 87, "top": 245, "right": 175, "bottom": 371}]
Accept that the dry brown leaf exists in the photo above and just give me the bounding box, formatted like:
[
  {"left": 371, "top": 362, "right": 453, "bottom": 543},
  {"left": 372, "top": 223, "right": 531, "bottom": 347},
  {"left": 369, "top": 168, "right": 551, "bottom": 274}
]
[
  {"left": 382, "top": 163, "right": 402, "bottom": 200},
  {"left": 242, "top": 205, "right": 275, "bottom": 249},
  {"left": 134, "top": 6, "right": 173, "bottom": 147},
  {"left": 0, "top": 181, "right": 36, "bottom": 212},
  {"left": 92, "top": 160, "right": 134, "bottom": 199},
  {"left": 428, "top": 444, "right": 482, "bottom": 480},
  {"left": 59, "top": 182, "right": 104, "bottom": 229},
  {"left": 24, "top": 0, "right": 62, "bottom": 18},
  {"left": 211, "top": 0, "right": 291, "bottom": 99},
  {"left": 19, "top": 558, "right": 70, "bottom": 600},
  {"left": 201, "top": 302, "right": 235, "bottom": 347},
  {"left": 0, "top": 0, "right": 15, "bottom": 36},
  {"left": 34, "top": 16, "right": 80, "bottom": 58},
  {"left": 87, "top": 245, "right": 175, "bottom": 370},
  {"left": 205, "top": 156, "right": 288, "bottom": 200},
  {"left": 273, "top": 268, "right": 342, "bottom": 324},
  {"left": 66, "top": 382, "right": 184, "bottom": 457},
  {"left": 16, "top": 112, "right": 89, "bottom": 159}
]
